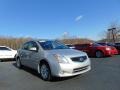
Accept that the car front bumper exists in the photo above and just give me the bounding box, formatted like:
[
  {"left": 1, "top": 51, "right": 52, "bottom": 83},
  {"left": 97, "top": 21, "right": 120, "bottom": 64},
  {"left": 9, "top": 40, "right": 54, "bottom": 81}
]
[
  {"left": 52, "top": 59, "right": 91, "bottom": 77},
  {"left": 57, "top": 65, "right": 91, "bottom": 77}
]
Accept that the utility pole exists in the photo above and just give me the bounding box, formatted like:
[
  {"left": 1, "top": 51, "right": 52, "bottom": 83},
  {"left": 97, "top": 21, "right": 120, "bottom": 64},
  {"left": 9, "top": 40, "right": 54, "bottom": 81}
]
[{"left": 108, "top": 28, "right": 116, "bottom": 43}]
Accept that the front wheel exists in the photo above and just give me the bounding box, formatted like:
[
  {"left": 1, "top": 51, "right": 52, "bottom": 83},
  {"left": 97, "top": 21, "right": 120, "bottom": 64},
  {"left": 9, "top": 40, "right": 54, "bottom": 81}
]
[{"left": 38, "top": 63, "right": 52, "bottom": 81}]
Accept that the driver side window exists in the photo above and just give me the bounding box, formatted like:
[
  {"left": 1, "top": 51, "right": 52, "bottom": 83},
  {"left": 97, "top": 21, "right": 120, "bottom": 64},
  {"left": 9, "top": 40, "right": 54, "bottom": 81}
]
[
  {"left": 22, "top": 41, "right": 38, "bottom": 51},
  {"left": 28, "top": 41, "right": 39, "bottom": 51},
  {"left": 22, "top": 42, "right": 29, "bottom": 50}
]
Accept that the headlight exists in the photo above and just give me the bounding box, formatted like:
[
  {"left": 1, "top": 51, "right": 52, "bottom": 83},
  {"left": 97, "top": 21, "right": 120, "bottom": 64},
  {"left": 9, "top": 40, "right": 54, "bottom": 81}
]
[
  {"left": 53, "top": 54, "right": 69, "bottom": 63},
  {"left": 106, "top": 47, "right": 111, "bottom": 50}
]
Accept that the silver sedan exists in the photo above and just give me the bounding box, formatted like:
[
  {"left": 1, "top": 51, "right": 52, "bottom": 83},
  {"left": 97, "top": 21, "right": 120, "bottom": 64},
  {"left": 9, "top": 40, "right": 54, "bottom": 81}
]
[{"left": 16, "top": 40, "right": 91, "bottom": 81}]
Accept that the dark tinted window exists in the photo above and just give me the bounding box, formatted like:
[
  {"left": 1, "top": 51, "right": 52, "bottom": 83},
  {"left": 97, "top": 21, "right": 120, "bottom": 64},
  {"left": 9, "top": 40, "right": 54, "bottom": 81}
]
[
  {"left": 115, "top": 43, "right": 120, "bottom": 46},
  {"left": 75, "top": 44, "right": 88, "bottom": 49},
  {"left": 66, "top": 45, "right": 73, "bottom": 47},
  {"left": 98, "top": 43, "right": 106, "bottom": 46},
  {"left": 83, "top": 44, "right": 89, "bottom": 48},
  {"left": 0, "top": 47, "right": 11, "bottom": 51}
]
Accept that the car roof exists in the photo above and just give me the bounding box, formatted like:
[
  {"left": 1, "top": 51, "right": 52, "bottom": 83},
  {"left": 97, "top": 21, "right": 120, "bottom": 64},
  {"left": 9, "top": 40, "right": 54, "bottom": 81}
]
[
  {"left": 33, "top": 39, "right": 61, "bottom": 43},
  {"left": 24, "top": 39, "right": 58, "bottom": 44}
]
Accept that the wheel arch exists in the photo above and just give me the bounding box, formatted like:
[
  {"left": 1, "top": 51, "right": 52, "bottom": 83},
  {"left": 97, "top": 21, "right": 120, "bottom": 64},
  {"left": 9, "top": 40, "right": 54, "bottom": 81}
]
[{"left": 38, "top": 59, "right": 51, "bottom": 72}]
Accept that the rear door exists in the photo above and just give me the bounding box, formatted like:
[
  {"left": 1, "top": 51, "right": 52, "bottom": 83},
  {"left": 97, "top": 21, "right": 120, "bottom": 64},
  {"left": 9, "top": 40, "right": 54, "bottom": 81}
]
[
  {"left": 19, "top": 42, "right": 31, "bottom": 67},
  {"left": 75, "top": 44, "right": 84, "bottom": 51}
]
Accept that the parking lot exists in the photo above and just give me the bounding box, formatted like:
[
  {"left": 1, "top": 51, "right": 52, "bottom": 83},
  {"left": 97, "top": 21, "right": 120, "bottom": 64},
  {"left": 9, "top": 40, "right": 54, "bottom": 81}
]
[{"left": 0, "top": 55, "right": 120, "bottom": 90}]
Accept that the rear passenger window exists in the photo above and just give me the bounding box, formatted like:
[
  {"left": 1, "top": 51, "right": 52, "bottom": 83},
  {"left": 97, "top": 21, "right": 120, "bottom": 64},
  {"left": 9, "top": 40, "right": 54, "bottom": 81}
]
[
  {"left": 115, "top": 43, "right": 120, "bottom": 46},
  {"left": 82, "top": 44, "right": 89, "bottom": 48}
]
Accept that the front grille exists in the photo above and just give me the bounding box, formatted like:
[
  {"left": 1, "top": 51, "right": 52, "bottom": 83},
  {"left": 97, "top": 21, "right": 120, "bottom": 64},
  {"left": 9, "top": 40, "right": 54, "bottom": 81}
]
[
  {"left": 71, "top": 56, "right": 87, "bottom": 62},
  {"left": 73, "top": 66, "right": 89, "bottom": 73}
]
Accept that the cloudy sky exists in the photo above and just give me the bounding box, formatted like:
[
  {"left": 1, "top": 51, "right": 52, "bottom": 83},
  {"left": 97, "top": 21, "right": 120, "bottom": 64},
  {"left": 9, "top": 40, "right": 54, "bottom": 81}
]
[{"left": 0, "top": 0, "right": 120, "bottom": 40}]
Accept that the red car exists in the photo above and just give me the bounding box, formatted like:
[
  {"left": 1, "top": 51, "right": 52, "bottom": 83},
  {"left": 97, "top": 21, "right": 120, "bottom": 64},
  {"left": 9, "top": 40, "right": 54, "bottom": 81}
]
[{"left": 74, "top": 43, "right": 118, "bottom": 58}]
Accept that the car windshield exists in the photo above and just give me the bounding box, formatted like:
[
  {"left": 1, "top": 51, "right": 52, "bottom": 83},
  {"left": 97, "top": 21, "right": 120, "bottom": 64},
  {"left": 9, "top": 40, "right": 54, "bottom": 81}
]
[{"left": 38, "top": 40, "right": 69, "bottom": 50}]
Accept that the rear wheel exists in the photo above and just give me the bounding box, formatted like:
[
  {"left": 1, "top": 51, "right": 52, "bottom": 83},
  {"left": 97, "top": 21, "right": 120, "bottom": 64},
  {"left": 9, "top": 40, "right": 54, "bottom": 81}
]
[
  {"left": 95, "top": 51, "right": 104, "bottom": 58},
  {"left": 38, "top": 63, "right": 52, "bottom": 81}
]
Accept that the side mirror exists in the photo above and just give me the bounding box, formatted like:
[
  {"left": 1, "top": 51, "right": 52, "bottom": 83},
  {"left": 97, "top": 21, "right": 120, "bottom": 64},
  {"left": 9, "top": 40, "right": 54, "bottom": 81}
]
[{"left": 29, "top": 47, "right": 38, "bottom": 52}]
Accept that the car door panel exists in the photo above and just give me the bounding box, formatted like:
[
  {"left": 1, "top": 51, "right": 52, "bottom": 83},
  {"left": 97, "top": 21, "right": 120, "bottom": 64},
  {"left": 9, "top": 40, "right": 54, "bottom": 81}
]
[
  {"left": 28, "top": 51, "right": 41, "bottom": 70},
  {"left": 20, "top": 50, "right": 31, "bottom": 67},
  {"left": 82, "top": 45, "right": 90, "bottom": 53},
  {"left": 19, "top": 41, "right": 42, "bottom": 70}
]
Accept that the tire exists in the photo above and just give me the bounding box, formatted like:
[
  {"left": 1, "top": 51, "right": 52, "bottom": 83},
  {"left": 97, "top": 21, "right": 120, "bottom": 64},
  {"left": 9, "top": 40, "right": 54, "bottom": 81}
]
[
  {"left": 95, "top": 51, "right": 104, "bottom": 58},
  {"left": 16, "top": 58, "right": 22, "bottom": 69},
  {"left": 38, "top": 63, "right": 52, "bottom": 81}
]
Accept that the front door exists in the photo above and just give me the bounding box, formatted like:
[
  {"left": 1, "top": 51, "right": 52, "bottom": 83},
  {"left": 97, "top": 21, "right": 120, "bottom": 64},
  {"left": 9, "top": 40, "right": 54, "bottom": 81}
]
[{"left": 24, "top": 41, "right": 40, "bottom": 69}]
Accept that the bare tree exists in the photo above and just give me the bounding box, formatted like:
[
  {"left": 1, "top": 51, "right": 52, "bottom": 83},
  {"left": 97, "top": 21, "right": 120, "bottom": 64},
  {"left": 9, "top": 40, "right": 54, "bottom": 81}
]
[
  {"left": 61, "top": 38, "right": 93, "bottom": 45},
  {"left": 0, "top": 36, "right": 31, "bottom": 49},
  {"left": 108, "top": 23, "right": 120, "bottom": 43},
  {"left": 99, "top": 22, "right": 120, "bottom": 43}
]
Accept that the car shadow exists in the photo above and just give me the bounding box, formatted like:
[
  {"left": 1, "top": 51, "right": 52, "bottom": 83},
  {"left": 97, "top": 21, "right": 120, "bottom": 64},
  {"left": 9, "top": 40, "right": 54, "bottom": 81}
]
[
  {"left": 89, "top": 56, "right": 111, "bottom": 59},
  {"left": 12, "top": 62, "right": 79, "bottom": 82},
  {"left": 0, "top": 59, "right": 15, "bottom": 62},
  {"left": 50, "top": 75, "right": 79, "bottom": 82}
]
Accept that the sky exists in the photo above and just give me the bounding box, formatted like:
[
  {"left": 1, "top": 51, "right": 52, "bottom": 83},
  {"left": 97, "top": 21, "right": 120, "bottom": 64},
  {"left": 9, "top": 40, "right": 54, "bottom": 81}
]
[{"left": 0, "top": 0, "right": 120, "bottom": 40}]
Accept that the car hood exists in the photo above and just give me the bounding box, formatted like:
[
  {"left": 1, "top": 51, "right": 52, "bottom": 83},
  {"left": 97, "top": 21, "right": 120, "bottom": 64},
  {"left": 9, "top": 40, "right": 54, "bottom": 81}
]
[{"left": 45, "top": 49, "right": 87, "bottom": 57}]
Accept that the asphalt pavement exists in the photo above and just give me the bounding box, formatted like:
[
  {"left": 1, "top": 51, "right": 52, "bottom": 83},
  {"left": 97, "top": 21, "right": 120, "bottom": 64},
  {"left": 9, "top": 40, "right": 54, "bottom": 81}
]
[{"left": 0, "top": 55, "right": 120, "bottom": 90}]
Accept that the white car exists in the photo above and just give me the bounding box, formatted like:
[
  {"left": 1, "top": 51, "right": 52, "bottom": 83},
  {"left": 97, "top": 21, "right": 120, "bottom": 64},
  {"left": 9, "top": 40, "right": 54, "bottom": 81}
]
[
  {"left": 0, "top": 46, "right": 17, "bottom": 61},
  {"left": 16, "top": 40, "right": 91, "bottom": 81}
]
